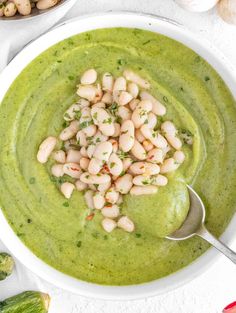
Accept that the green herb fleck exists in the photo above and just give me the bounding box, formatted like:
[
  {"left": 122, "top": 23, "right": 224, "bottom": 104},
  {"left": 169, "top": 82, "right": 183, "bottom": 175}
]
[
  {"left": 29, "top": 177, "right": 36, "bottom": 184},
  {"left": 68, "top": 75, "right": 75, "bottom": 81},
  {"left": 63, "top": 202, "right": 69, "bottom": 207},
  {"left": 143, "top": 40, "right": 151, "bottom": 45},
  {"left": 135, "top": 233, "right": 142, "bottom": 238},
  {"left": 77, "top": 241, "right": 82, "bottom": 248},
  {"left": 163, "top": 96, "right": 168, "bottom": 103},
  {"left": 110, "top": 162, "right": 116, "bottom": 168},
  {"left": 205, "top": 76, "right": 210, "bottom": 82}
]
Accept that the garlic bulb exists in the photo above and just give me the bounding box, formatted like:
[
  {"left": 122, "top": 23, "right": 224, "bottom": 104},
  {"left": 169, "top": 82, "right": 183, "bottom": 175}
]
[
  {"left": 175, "top": 0, "right": 219, "bottom": 12},
  {"left": 217, "top": 0, "right": 236, "bottom": 24}
]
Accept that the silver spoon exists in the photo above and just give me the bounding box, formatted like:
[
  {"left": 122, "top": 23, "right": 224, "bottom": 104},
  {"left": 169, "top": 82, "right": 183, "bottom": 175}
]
[{"left": 166, "top": 185, "right": 236, "bottom": 264}]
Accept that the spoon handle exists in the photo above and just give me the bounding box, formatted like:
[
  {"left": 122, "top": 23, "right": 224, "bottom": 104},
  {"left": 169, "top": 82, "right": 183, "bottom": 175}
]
[{"left": 196, "top": 225, "right": 236, "bottom": 264}]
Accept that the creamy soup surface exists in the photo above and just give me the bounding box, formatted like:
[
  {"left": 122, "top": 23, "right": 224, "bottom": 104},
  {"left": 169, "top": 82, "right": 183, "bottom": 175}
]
[{"left": 0, "top": 28, "right": 236, "bottom": 285}]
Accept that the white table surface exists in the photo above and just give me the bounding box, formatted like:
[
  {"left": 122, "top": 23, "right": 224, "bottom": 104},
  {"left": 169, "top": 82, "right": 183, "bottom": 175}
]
[{"left": 1, "top": 1, "right": 236, "bottom": 312}]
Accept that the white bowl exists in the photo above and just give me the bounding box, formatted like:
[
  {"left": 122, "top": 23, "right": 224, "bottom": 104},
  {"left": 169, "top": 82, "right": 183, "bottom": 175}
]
[{"left": 0, "top": 11, "right": 235, "bottom": 300}]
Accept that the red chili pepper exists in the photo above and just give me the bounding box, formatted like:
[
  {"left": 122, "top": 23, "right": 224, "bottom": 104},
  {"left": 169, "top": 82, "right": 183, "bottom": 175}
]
[
  {"left": 86, "top": 213, "right": 94, "bottom": 221},
  {"left": 71, "top": 167, "right": 80, "bottom": 171},
  {"left": 223, "top": 301, "right": 236, "bottom": 313}
]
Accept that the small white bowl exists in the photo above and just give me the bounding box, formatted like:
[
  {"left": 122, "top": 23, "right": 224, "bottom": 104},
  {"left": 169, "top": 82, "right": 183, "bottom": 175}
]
[{"left": 0, "top": 11, "right": 235, "bottom": 300}]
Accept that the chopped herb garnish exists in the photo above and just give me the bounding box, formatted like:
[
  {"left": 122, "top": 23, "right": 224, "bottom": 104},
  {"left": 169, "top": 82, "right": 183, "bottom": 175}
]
[
  {"left": 93, "top": 112, "right": 98, "bottom": 120},
  {"left": 63, "top": 202, "right": 69, "bottom": 207},
  {"left": 163, "top": 96, "right": 168, "bottom": 103},
  {"left": 68, "top": 75, "right": 75, "bottom": 81},
  {"left": 117, "top": 59, "right": 126, "bottom": 66},
  {"left": 103, "top": 117, "right": 112, "bottom": 124},
  {"left": 135, "top": 233, "right": 142, "bottom": 238},
  {"left": 74, "top": 110, "right": 82, "bottom": 120},
  {"left": 143, "top": 40, "right": 151, "bottom": 45},
  {"left": 76, "top": 241, "right": 82, "bottom": 247},
  {"left": 205, "top": 76, "right": 210, "bottom": 82},
  {"left": 29, "top": 177, "right": 36, "bottom": 184},
  {"left": 80, "top": 120, "right": 93, "bottom": 129},
  {"left": 27, "top": 218, "right": 32, "bottom": 224},
  {"left": 64, "top": 112, "right": 71, "bottom": 120},
  {"left": 110, "top": 162, "right": 116, "bottom": 168}
]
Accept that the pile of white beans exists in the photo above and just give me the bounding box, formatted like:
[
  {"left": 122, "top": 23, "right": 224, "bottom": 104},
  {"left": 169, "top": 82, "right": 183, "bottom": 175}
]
[
  {"left": 0, "top": 0, "right": 61, "bottom": 17},
  {"left": 37, "top": 69, "right": 188, "bottom": 233}
]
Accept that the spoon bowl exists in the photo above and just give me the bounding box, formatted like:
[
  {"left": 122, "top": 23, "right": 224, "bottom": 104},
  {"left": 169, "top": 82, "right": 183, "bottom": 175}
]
[{"left": 167, "top": 185, "right": 236, "bottom": 264}]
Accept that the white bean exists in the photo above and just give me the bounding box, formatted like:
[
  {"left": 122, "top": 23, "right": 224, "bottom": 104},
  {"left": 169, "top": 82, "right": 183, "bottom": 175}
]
[
  {"left": 174, "top": 151, "right": 185, "bottom": 164},
  {"left": 160, "top": 158, "right": 179, "bottom": 173},
  {"left": 122, "top": 157, "right": 133, "bottom": 172},
  {"left": 36, "top": 0, "right": 58, "bottom": 10},
  {"left": 101, "top": 204, "right": 120, "bottom": 218},
  {"left": 102, "top": 92, "right": 113, "bottom": 104},
  {"left": 93, "top": 83, "right": 103, "bottom": 104},
  {"left": 117, "top": 194, "right": 123, "bottom": 205},
  {"left": 76, "top": 130, "right": 87, "bottom": 147},
  {"left": 132, "top": 100, "right": 152, "bottom": 128},
  {"left": 80, "top": 146, "right": 88, "bottom": 157},
  {"left": 91, "top": 107, "right": 115, "bottom": 136},
  {"left": 93, "top": 192, "right": 105, "bottom": 210},
  {"left": 53, "top": 150, "right": 66, "bottom": 164},
  {"left": 84, "top": 190, "right": 94, "bottom": 209},
  {"left": 113, "top": 123, "right": 121, "bottom": 137},
  {"left": 147, "top": 148, "right": 164, "bottom": 164},
  {"left": 60, "top": 120, "right": 79, "bottom": 141},
  {"left": 105, "top": 187, "right": 119, "bottom": 204},
  {"left": 63, "top": 163, "right": 82, "bottom": 179},
  {"left": 14, "top": 0, "right": 31, "bottom": 15},
  {"left": 152, "top": 174, "right": 168, "bottom": 186},
  {"left": 117, "top": 216, "right": 135, "bottom": 232},
  {"left": 51, "top": 164, "right": 64, "bottom": 177},
  {"left": 64, "top": 104, "right": 81, "bottom": 121},
  {"left": 77, "top": 85, "right": 97, "bottom": 102},
  {"left": 37, "top": 136, "right": 57, "bottom": 164},
  {"left": 88, "top": 158, "right": 104, "bottom": 175},
  {"left": 60, "top": 182, "right": 75, "bottom": 199},
  {"left": 102, "top": 218, "right": 117, "bottom": 233},
  {"left": 80, "top": 172, "right": 111, "bottom": 184},
  {"left": 4, "top": 2, "right": 17, "bottom": 16},
  {"left": 129, "top": 99, "right": 140, "bottom": 111},
  {"left": 130, "top": 162, "right": 160, "bottom": 176},
  {"left": 127, "top": 82, "right": 139, "bottom": 98},
  {"left": 66, "top": 149, "right": 81, "bottom": 163},
  {"left": 146, "top": 112, "right": 157, "bottom": 129},
  {"left": 117, "top": 106, "right": 132, "bottom": 121},
  {"left": 123, "top": 70, "right": 150, "bottom": 89},
  {"left": 161, "top": 121, "right": 182, "bottom": 150},
  {"left": 92, "top": 102, "right": 106, "bottom": 109},
  {"left": 131, "top": 140, "right": 146, "bottom": 160},
  {"left": 108, "top": 153, "right": 123, "bottom": 176},
  {"left": 135, "top": 129, "right": 145, "bottom": 143},
  {"left": 93, "top": 131, "right": 108, "bottom": 144},
  {"left": 93, "top": 141, "right": 113, "bottom": 162},
  {"left": 102, "top": 73, "right": 114, "bottom": 92},
  {"left": 119, "top": 120, "right": 135, "bottom": 152},
  {"left": 118, "top": 91, "right": 133, "bottom": 106},
  {"left": 115, "top": 174, "right": 133, "bottom": 194},
  {"left": 83, "top": 125, "right": 97, "bottom": 137},
  {"left": 143, "top": 140, "right": 154, "bottom": 152},
  {"left": 113, "top": 77, "right": 126, "bottom": 92},
  {"left": 133, "top": 175, "right": 152, "bottom": 186},
  {"left": 130, "top": 185, "right": 158, "bottom": 196},
  {"left": 75, "top": 180, "right": 88, "bottom": 191},
  {"left": 97, "top": 181, "right": 111, "bottom": 193},
  {"left": 141, "top": 125, "right": 168, "bottom": 149},
  {"left": 140, "top": 91, "right": 166, "bottom": 116},
  {"left": 86, "top": 144, "right": 96, "bottom": 159},
  {"left": 80, "top": 157, "right": 90, "bottom": 170},
  {"left": 81, "top": 69, "right": 97, "bottom": 85},
  {"left": 108, "top": 139, "right": 118, "bottom": 153}
]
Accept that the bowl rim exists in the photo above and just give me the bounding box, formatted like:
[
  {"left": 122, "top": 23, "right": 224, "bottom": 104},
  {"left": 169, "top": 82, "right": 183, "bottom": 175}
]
[
  {"left": 0, "top": 11, "right": 236, "bottom": 300},
  {"left": 0, "top": 0, "right": 76, "bottom": 22}
]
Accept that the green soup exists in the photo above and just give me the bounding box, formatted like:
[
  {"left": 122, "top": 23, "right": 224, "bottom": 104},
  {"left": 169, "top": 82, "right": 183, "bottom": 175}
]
[{"left": 0, "top": 28, "right": 236, "bottom": 285}]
